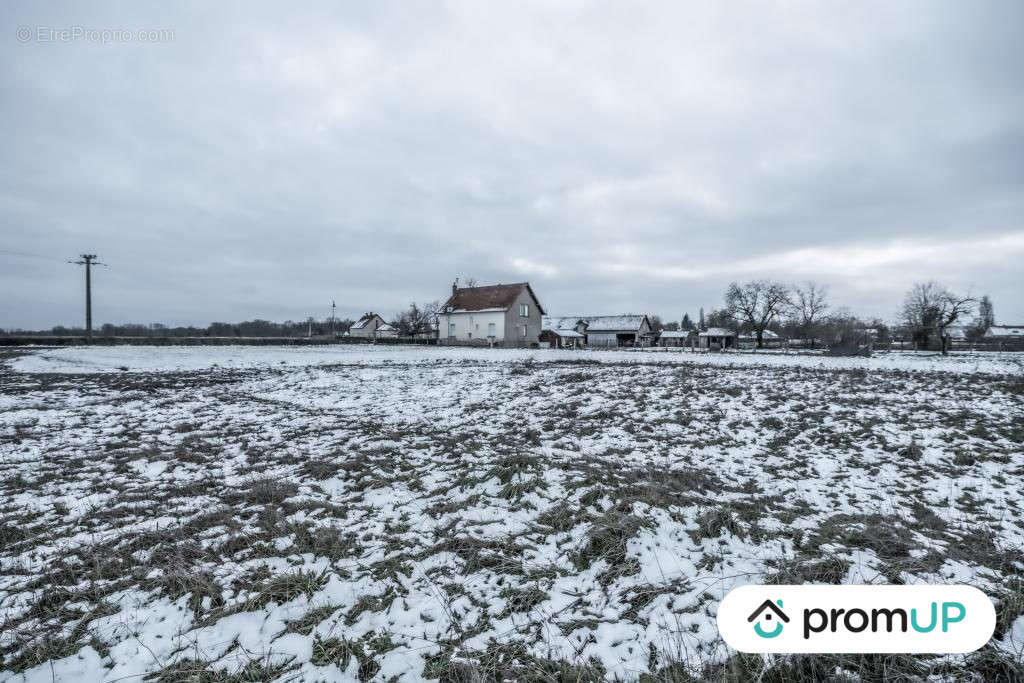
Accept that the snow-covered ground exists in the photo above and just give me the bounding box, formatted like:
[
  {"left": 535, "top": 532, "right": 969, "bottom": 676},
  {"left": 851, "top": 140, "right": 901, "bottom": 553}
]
[
  {"left": 10, "top": 344, "right": 1024, "bottom": 375},
  {"left": 1, "top": 346, "right": 1022, "bottom": 681}
]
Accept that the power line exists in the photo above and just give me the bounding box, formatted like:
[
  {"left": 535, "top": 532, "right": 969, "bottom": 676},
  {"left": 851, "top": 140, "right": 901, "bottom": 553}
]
[{"left": 68, "top": 254, "right": 107, "bottom": 337}]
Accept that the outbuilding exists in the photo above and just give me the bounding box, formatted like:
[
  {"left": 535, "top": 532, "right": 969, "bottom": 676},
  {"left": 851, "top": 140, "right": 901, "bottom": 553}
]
[
  {"left": 541, "top": 317, "right": 588, "bottom": 349},
  {"left": 574, "top": 315, "right": 652, "bottom": 348},
  {"left": 657, "top": 330, "right": 693, "bottom": 347},
  {"left": 698, "top": 327, "right": 737, "bottom": 350}
]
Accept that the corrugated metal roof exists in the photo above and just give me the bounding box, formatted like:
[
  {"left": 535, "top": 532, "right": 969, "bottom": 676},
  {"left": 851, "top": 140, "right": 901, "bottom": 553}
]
[
  {"left": 570, "top": 315, "right": 649, "bottom": 331},
  {"left": 542, "top": 316, "right": 585, "bottom": 331}
]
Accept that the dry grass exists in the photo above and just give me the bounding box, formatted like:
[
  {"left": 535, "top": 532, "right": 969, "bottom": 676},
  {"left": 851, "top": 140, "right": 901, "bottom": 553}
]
[{"left": 1, "top": 352, "right": 1022, "bottom": 680}]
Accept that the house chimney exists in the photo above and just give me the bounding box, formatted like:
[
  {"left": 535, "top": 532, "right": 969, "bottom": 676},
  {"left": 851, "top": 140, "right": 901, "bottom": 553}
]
[{"left": 452, "top": 278, "right": 459, "bottom": 295}]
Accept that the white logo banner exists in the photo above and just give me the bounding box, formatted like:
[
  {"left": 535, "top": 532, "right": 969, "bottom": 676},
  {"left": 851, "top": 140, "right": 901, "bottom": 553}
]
[{"left": 718, "top": 585, "right": 995, "bottom": 653}]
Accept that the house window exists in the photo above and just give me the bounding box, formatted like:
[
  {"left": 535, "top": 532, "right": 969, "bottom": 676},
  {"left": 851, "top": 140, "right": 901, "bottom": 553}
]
[
  {"left": 520, "top": 325, "right": 527, "bottom": 337},
  {"left": 448, "top": 322, "right": 455, "bottom": 338},
  {"left": 519, "top": 303, "right": 529, "bottom": 317},
  {"left": 487, "top": 322, "right": 496, "bottom": 337}
]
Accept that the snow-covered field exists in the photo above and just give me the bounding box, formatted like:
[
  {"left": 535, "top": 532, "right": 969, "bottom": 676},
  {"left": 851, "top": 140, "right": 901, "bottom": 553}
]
[
  {"left": 10, "top": 344, "right": 1024, "bottom": 376},
  {"left": 1, "top": 346, "right": 1022, "bottom": 681}
]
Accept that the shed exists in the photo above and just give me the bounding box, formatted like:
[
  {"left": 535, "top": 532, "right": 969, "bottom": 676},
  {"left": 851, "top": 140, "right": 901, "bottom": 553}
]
[
  {"left": 698, "top": 327, "right": 737, "bottom": 350},
  {"left": 541, "top": 317, "right": 588, "bottom": 349},
  {"left": 657, "top": 330, "right": 693, "bottom": 347}
]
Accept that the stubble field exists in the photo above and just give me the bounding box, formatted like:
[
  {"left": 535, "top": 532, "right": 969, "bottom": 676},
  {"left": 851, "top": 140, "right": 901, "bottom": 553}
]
[{"left": 1, "top": 346, "right": 1022, "bottom": 682}]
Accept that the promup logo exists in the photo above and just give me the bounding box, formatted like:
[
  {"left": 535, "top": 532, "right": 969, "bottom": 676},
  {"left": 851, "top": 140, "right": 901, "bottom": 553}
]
[
  {"left": 719, "top": 585, "right": 995, "bottom": 654},
  {"left": 748, "top": 599, "right": 789, "bottom": 638}
]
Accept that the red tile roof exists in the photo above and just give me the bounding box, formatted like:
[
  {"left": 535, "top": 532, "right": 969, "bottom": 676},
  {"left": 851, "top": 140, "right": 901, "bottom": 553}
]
[{"left": 442, "top": 282, "right": 544, "bottom": 314}]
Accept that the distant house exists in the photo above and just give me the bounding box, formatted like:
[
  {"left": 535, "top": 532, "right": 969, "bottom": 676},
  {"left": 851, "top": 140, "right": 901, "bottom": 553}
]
[
  {"left": 541, "top": 317, "right": 588, "bottom": 349},
  {"left": 984, "top": 325, "right": 1024, "bottom": 340},
  {"left": 438, "top": 281, "right": 544, "bottom": 347},
  {"left": 375, "top": 322, "right": 399, "bottom": 338},
  {"left": 738, "top": 329, "right": 783, "bottom": 347},
  {"left": 348, "top": 313, "right": 388, "bottom": 339},
  {"left": 698, "top": 327, "right": 737, "bottom": 350},
  {"left": 572, "top": 315, "right": 652, "bottom": 348},
  {"left": 944, "top": 325, "right": 969, "bottom": 342}
]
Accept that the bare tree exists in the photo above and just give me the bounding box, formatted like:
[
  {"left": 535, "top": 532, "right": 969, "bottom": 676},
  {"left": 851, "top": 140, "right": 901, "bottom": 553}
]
[
  {"left": 724, "top": 280, "right": 791, "bottom": 348},
  {"left": 649, "top": 315, "right": 664, "bottom": 333},
  {"left": 393, "top": 301, "right": 440, "bottom": 337},
  {"left": 789, "top": 281, "right": 829, "bottom": 348},
  {"left": 902, "top": 282, "right": 943, "bottom": 350},
  {"left": 463, "top": 277, "right": 479, "bottom": 288},
  {"left": 705, "top": 308, "right": 732, "bottom": 329},
  {"left": 971, "top": 295, "right": 994, "bottom": 340},
  {"left": 901, "top": 281, "right": 975, "bottom": 354},
  {"left": 936, "top": 292, "right": 975, "bottom": 355}
]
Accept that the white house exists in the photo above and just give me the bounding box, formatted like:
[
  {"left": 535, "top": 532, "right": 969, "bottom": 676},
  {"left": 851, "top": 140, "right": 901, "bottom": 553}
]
[
  {"left": 348, "top": 313, "right": 388, "bottom": 339},
  {"left": 437, "top": 281, "right": 545, "bottom": 347}
]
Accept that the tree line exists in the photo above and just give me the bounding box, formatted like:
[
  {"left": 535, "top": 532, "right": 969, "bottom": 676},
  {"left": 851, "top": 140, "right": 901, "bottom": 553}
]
[
  {"left": 1, "top": 318, "right": 358, "bottom": 338},
  {"left": 651, "top": 280, "right": 994, "bottom": 355},
  {"left": 1, "top": 302, "right": 444, "bottom": 339}
]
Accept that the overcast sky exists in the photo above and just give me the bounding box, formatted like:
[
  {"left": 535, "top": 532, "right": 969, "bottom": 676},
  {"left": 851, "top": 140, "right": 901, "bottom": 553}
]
[{"left": 2, "top": 1, "right": 1022, "bottom": 329}]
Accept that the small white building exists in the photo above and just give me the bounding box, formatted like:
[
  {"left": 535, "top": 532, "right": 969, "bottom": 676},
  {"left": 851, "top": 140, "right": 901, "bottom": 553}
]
[{"left": 348, "top": 313, "right": 388, "bottom": 339}]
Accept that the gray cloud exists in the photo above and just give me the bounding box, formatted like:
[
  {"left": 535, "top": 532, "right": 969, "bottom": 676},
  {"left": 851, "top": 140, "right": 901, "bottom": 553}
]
[{"left": 2, "top": 0, "right": 1022, "bottom": 329}]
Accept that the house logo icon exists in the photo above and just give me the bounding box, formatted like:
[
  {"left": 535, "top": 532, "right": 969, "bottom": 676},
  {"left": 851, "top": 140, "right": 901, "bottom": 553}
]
[{"left": 748, "top": 599, "right": 789, "bottom": 638}]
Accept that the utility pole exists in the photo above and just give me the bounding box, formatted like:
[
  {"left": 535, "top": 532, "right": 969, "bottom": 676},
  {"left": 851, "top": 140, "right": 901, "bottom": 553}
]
[
  {"left": 331, "top": 300, "right": 336, "bottom": 338},
  {"left": 68, "top": 254, "right": 105, "bottom": 338}
]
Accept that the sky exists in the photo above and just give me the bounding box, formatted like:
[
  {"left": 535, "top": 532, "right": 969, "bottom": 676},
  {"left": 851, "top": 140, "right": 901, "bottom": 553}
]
[{"left": 2, "top": 1, "right": 1022, "bottom": 329}]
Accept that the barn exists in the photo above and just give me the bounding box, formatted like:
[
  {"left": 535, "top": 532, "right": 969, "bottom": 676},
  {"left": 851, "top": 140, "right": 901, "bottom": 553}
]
[{"left": 574, "top": 315, "right": 652, "bottom": 348}]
